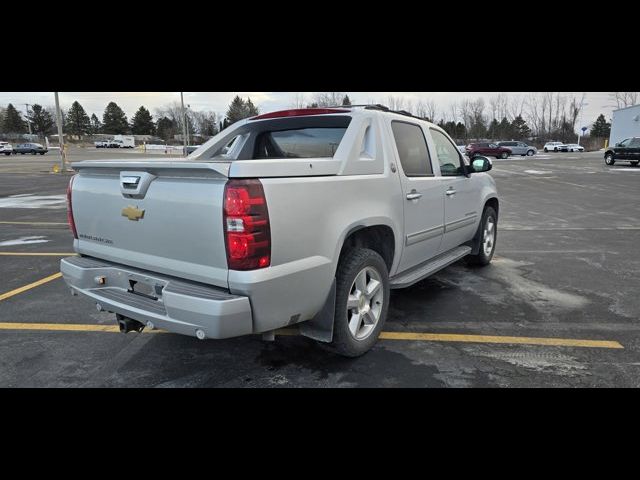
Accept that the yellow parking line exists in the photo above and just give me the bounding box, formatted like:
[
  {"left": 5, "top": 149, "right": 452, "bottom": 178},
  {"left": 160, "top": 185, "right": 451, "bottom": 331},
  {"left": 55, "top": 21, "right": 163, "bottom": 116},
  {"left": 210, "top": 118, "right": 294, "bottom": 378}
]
[
  {"left": 0, "top": 272, "right": 63, "bottom": 302},
  {"left": 0, "top": 221, "right": 68, "bottom": 226},
  {"left": 0, "top": 252, "right": 77, "bottom": 256},
  {"left": 378, "top": 331, "right": 623, "bottom": 349},
  {"left": 0, "top": 323, "right": 165, "bottom": 333},
  {"left": 0, "top": 321, "right": 623, "bottom": 349}
]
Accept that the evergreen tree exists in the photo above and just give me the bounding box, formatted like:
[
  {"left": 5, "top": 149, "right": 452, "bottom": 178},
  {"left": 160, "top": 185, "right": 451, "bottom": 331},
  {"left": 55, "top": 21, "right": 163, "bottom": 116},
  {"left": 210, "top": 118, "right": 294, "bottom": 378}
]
[
  {"left": 590, "top": 114, "right": 611, "bottom": 138},
  {"left": 245, "top": 98, "right": 259, "bottom": 117},
  {"left": 26, "top": 104, "right": 55, "bottom": 138},
  {"left": 66, "top": 101, "right": 91, "bottom": 137},
  {"left": 156, "top": 117, "right": 176, "bottom": 141},
  {"left": 307, "top": 102, "right": 319, "bottom": 108},
  {"left": 131, "top": 106, "right": 155, "bottom": 135},
  {"left": 3, "top": 103, "right": 26, "bottom": 133},
  {"left": 487, "top": 118, "right": 500, "bottom": 139},
  {"left": 497, "top": 117, "right": 511, "bottom": 139},
  {"left": 455, "top": 122, "right": 466, "bottom": 140},
  {"left": 225, "top": 96, "right": 247, "bottom": 124},
  {"left": 342, "top": 95, "right": 352, "bottom": 106},
  {"left": 90, "top": 113, "right": 102, "bottom": 134},
  {"left": 511, "top": 115, "right": 531, "bottom": 139},
  {"left": 225, "top": 96, "right": 260, "bottom": 125},
  {"left": 102, "top": 102, "right": 129, "bottom": 134}
]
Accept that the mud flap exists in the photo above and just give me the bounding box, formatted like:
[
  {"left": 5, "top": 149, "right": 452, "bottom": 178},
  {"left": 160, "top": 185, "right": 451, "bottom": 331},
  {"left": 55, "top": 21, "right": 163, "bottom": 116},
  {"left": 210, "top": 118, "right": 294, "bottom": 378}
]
[{"left": 299, "top": 279, "right": 335, "bottom": 343}]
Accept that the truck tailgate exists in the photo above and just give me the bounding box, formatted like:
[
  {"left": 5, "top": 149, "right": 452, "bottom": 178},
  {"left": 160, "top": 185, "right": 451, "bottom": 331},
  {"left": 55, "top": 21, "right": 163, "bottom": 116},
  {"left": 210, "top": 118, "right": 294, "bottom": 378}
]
[{"left": 71, "top": 160, "right": 230, "bottom": 288}]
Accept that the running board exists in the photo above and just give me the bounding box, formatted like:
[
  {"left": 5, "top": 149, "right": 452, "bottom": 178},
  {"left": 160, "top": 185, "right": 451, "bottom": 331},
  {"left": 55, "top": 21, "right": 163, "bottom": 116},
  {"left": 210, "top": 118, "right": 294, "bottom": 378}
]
[{"left": 390, "top": 246, "right": 472, "bottom": 289}]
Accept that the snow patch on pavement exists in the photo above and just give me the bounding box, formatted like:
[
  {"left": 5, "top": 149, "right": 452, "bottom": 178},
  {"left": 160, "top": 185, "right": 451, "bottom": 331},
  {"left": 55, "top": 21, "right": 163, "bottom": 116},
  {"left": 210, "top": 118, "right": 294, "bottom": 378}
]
[
  {"left": 0, "top": 194, "right": 67, "bottom": 209},
  {"left": 0, "top": 236, "right": 50, "bottom": 246}
]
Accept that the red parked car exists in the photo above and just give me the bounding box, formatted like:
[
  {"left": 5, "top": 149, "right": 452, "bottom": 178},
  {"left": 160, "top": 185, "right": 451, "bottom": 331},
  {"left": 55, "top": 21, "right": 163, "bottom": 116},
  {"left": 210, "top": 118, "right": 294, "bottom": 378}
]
[{"left": 465, "top": 142, "right": 512, "bottom": 159}]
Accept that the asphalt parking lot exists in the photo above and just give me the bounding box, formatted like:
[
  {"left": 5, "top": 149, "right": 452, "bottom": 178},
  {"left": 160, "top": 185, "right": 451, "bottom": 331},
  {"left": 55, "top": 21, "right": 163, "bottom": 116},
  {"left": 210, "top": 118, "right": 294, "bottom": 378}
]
[{"left": 1, "top": 147, "right": 639, "bottom": 387}]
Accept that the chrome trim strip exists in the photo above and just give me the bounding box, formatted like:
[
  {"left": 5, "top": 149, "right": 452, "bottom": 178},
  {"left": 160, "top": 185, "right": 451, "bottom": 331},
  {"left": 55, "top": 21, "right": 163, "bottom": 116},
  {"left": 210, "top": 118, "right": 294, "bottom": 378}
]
[
  {"left": 406, "top": 225, "right": 444, "bottom": 246},
  {"left": 445, "top": 215, "right": 477, "bottom": 233}
]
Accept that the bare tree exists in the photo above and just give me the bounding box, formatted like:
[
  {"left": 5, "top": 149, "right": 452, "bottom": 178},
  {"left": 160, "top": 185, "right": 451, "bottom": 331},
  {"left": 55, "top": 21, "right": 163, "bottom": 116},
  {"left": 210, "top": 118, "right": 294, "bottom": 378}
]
[
  {"left": 312, "top": 92, "right": 346, "bottom": 107},
  {"left": 424, "top": 99, "right": 437, "bottom": 122},
  {"left": 508, "top": 95, "right": 526, "bottom": 121},
  {"left": 609, "top": 92, "right": 639, "bottom": 109},
  {"left": 386, "top": 95, "right": 405, "bottom": 111},
  {"left": 291, "top": 93, "right": 307, "bottom": 109}
]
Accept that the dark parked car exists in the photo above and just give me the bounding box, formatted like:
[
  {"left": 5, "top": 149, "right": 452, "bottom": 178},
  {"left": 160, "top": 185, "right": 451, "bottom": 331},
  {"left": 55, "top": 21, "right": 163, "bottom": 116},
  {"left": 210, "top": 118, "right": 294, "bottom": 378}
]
[
  {"left": 13, "top": 143, "right": 48, "bottom": 155},
  {"left": 465, "top": 142, "right": 511, "bottom": 159},
  {"left": 604, "top": 137, "right": 640, "bottom": 166}
]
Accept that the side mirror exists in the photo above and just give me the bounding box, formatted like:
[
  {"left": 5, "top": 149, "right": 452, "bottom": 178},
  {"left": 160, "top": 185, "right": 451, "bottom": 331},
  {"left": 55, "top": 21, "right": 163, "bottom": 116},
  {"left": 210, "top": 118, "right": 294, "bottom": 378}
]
[
  {"left": 615, "top": 143, "right": 621, "bottom": 147},
  {"left": 471, "top": 156, "right": 492, "bottom": 173}
]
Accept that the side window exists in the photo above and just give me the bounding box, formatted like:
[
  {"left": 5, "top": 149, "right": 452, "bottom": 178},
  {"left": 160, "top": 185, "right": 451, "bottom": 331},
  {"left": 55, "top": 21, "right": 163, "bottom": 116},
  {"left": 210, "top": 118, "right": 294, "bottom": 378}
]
[
  {"left": 430, "top": 129, "right": 465, "bottom": 177},
  {"left": 619, "top": 138, "right": 631, "bottom": 147},
  {"left": 630, "top": 138, "right": 640, "bottom": 147},
  {"left": 391, "top": 121, "right": 433, "bottom": 176}
]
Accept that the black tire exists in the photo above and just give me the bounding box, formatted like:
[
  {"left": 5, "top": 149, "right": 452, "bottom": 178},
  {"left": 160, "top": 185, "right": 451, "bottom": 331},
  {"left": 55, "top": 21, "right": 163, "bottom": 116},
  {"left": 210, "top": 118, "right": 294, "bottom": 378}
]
[
  {"left": 631, "top": 161, "right": 639, "bottom": 167},
  {"left": 554, "top": 147, "right": 558, "bottom": 152},
  {"left": 40, "top": 152, "right": 45, "bottom": 155},
  {"left": 4, "top": 153, "right": 10, "bottom": 156},
  {"left": 466, "top": 206, "right": 498, "bottom": 266},
  {"left": 324, "top": 248, "right": 390, "bottom": 357},
  {"left": 544, "top": 148, "right": 548, "bottom": 152},
  {"left": 500, "top": 152, "right": 508, "bottom": 159},
  {"left": 527, "top": 150, "right": 534, "bottom": 156},
  {"left": 604, "top": 153, "right": 615, "bottom": 166}
]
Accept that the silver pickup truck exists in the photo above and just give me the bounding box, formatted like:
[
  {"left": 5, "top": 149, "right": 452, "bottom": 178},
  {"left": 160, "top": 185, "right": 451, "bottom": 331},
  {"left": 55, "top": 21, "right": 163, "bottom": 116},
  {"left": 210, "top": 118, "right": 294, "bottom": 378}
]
[{"left": 61, "top": 106, "right": 499, "bottom": 357}]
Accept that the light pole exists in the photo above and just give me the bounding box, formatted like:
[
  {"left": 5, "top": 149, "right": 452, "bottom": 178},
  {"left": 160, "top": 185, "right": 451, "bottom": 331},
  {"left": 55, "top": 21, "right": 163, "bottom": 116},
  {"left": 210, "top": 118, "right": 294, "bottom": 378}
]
[
  {"left": 54, "top": 92, "right": 65, "bottom": 172},
  {"left": 180, "top": 92, "right": 187, "bottom": 155},
  {"left": 577, "top": 101, "right": 588, "bottom": 146}
]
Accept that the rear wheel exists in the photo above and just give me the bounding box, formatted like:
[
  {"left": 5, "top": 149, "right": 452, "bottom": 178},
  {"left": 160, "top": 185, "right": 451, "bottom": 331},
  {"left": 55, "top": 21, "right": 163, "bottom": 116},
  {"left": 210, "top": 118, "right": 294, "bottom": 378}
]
[
  {"left": 466, "top": 206, "right": 497, "bottom": 266},
  {"left": 544, "top": 148, "right": 548, "bottom": 152},
  {"left": 527, "top": 150, "right": 535, "bottom": 156},
  {"left": 324, "top": 248, "right": 389, "bottom": 357},
  {"left": 605, "top": 153, "right": 615, "bottom": 165},
  {"left": 500, "top": 152, "right": 508, "bottom": 159}
]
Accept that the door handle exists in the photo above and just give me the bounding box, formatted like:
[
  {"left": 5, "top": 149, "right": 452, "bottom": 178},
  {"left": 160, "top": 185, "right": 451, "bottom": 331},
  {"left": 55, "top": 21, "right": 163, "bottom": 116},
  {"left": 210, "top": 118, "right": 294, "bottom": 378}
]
[
  {"left": 446, "top": 188, "right": 456, "bottom": 196},
  {"left": 406, "top": 191, "right": 422, "bottom": 200}
]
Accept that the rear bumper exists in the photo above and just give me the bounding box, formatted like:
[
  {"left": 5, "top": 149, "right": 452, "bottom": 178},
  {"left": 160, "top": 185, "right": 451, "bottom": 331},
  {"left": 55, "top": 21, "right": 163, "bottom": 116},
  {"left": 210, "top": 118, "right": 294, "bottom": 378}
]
[{"left": 60, "top": 256, "right": 253, "bottom": 339}]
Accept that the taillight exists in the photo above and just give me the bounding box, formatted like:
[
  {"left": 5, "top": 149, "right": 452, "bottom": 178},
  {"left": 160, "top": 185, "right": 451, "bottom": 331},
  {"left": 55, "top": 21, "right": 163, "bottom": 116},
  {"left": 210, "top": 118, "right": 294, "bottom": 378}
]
[
  {"left": 66, "top": 175, "right": 78, "bottom": 239},
  {"left": 223, "top": 179, "right": 270, "bottom": 270}
]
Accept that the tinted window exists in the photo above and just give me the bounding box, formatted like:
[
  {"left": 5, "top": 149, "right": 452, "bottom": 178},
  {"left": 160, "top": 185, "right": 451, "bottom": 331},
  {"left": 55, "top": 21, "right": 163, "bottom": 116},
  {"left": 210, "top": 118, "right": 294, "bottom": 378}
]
[
  {"left": 254, "top": 128, "right": 346, "bottom": 159},
  {"left": 391, "top": 121, "right": 433, "bottom": 176},
  {"left": 430, "top": 129, "right": 464, "bottom": 177},
  {"left": 629, "top": 138, "right": 640, "bottom": 147},
  {"left": 200, "top": 115, "right": 351, "bottom": 161},
  {"left": 619, "top": 138, "right": 632, "bottom": 147}
]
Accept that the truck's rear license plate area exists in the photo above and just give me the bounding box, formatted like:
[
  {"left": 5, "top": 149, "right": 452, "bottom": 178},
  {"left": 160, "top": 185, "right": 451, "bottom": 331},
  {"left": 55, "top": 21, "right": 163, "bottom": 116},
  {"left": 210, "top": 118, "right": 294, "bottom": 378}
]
[{"left": 128, "top": 280, "right": 159, "bottom": 300}]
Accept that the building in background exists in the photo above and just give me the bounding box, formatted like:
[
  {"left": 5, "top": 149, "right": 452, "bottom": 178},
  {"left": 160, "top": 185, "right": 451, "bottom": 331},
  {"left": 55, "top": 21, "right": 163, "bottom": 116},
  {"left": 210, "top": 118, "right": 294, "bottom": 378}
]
[{"left": 610, "top": 104, "right": 640, "bottom": 146}]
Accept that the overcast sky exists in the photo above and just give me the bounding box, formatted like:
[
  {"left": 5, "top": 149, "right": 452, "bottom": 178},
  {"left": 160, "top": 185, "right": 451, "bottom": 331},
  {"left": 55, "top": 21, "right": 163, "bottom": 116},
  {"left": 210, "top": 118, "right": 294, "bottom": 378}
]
[{"left": 0, "top": 92, "right": 618, "bottom": 129}]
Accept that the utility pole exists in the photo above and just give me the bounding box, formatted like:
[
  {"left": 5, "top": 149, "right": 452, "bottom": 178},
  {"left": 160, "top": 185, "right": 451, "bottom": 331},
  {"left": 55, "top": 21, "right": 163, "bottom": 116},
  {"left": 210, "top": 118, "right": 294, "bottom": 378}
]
[
  {"left": 24, "top": 104, "right": 32, "bottom": 135},
  {"left": 180, "top": 92, "right": 187, "bottom": 155},
  {"left": 576, "top": 99, "right": 588, "bottom": 146},
  {"left": 54, "top": 92, "right": 65, "bottom": 172}
]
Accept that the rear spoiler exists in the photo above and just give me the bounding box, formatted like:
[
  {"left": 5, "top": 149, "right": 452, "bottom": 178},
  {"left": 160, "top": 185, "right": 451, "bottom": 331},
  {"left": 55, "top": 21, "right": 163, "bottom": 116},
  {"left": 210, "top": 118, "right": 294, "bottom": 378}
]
[{"left": 71, "top": 159, "right": 230, "bottom": 178}]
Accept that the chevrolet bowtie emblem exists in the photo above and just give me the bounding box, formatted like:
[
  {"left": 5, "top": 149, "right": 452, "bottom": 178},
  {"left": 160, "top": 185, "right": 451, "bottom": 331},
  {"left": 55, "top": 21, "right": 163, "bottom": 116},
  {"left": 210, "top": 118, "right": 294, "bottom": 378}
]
[{"left": 121, "top": 205, "right": 145, "bottom": 221}]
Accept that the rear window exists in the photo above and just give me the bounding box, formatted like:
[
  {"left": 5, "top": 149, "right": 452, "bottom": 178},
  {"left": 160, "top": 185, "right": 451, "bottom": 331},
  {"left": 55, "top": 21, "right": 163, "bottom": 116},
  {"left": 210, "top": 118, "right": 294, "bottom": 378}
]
[
  {"left": 254, "top": 128, "right": 346, "bottom": 159},
  {"left": 200, "top": 115, "right": 352, "bottom": 161}
]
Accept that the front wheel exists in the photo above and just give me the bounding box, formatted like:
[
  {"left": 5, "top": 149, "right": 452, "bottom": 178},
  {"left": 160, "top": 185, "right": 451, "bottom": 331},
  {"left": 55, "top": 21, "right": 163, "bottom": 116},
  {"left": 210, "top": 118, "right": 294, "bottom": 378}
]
[
  {"left": 544, "top": 148, "right": 548, "bottom": 152},
  {"left": 324, "top": 248, "right": 389, "bottom": 357},
  {"left": 605, "top": 153, "right": 615, "bottom": 165},
  {"left": 466, "top": 206, "right": 497, "bottom": 266}
]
